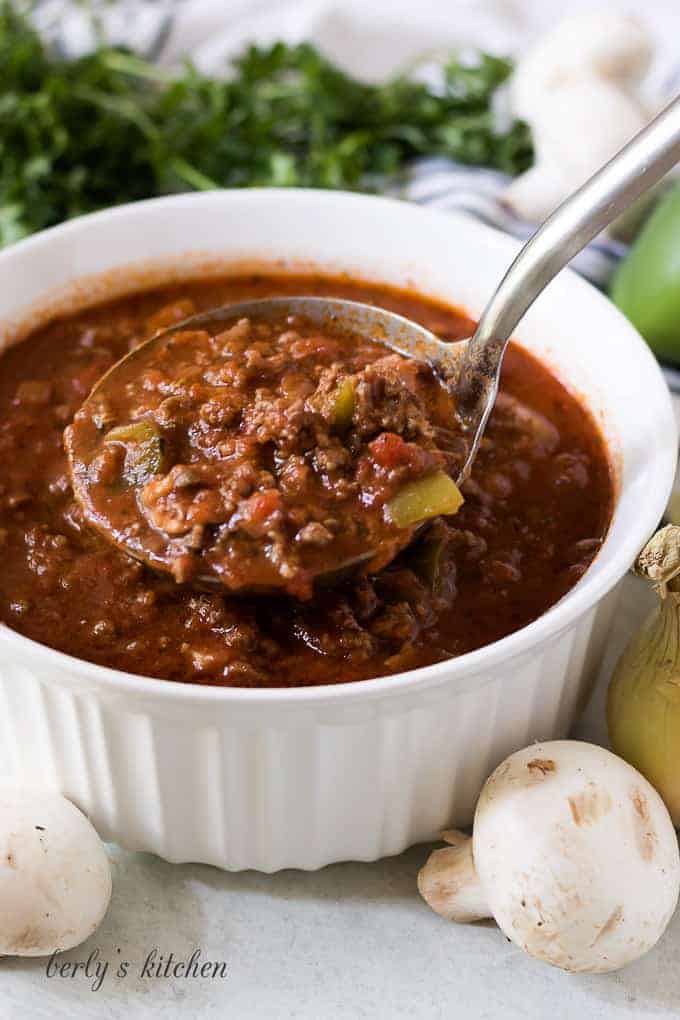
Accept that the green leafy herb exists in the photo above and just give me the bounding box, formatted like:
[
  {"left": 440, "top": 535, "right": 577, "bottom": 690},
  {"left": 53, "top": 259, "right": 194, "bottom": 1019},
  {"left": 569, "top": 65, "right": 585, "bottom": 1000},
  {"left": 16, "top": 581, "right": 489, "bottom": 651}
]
[{"left": 0, "top": 2, "right": 532, "bottom": 246}]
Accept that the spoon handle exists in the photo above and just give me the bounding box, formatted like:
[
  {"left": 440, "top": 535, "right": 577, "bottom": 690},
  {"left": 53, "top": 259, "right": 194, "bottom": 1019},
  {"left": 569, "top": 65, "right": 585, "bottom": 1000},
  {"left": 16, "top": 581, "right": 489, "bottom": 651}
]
[{"left": 456, "top": 94, "right": 680, "bottom": 469}]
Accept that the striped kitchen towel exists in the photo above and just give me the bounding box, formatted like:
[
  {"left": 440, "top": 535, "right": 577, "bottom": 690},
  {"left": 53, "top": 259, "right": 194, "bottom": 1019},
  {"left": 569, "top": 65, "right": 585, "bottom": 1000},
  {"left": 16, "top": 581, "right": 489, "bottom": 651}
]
[{"left": 397, "top": 157, "right": 629, "bottom": 289}]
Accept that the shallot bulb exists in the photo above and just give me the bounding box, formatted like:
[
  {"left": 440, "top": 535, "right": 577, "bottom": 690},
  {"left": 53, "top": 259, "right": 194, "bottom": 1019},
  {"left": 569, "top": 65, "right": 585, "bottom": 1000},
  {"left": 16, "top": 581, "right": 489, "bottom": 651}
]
[{"left": 608, "top": 524, "right": 680, "bottom": 824}]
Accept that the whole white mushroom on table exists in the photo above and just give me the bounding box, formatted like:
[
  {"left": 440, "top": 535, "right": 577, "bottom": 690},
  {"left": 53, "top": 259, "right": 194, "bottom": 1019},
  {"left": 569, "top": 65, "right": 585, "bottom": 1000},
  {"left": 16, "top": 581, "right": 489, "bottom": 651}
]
[
  {"left": 418, "top": 741, "right": 680, "bottom": 974},
  {"left": 0, "top": 786, "right": 112, "bottom": 956}
]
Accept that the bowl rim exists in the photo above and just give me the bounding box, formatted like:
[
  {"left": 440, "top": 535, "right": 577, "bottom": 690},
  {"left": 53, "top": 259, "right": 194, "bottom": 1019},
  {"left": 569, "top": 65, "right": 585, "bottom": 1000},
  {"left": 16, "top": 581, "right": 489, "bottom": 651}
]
[{"left": 0, "top": 188, "right": 675, "bottom": 706}]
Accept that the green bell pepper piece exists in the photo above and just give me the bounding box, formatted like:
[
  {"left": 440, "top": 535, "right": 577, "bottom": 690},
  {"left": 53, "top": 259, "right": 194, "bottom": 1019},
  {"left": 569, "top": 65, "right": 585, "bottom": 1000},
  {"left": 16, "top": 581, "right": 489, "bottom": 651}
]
[
  {"left": 331, "top": 377, "right": 355, "bottom": 428},
  {"left": 386, "top": 470, "right": 463, "bottom": 529}
]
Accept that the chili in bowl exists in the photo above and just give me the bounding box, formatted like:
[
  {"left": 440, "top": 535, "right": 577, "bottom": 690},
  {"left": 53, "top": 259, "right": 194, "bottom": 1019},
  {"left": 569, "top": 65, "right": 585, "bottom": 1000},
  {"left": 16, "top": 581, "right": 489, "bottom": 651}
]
[{"left": 0, "top": 190, "right": 673, "bottom": 871}]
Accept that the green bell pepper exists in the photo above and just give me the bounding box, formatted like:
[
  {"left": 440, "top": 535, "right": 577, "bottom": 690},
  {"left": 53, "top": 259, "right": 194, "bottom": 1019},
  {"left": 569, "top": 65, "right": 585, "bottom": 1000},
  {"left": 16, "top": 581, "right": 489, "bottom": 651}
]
[{"left": 610, "top": 183, "right": 680, "bottom": 364}]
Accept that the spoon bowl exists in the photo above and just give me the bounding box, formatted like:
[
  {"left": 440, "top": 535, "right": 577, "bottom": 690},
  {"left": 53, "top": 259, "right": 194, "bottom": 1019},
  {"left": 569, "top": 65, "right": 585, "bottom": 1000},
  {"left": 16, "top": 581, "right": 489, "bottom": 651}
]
[{"left": 65, "top": 296, "right": 467, "bottom": 594}]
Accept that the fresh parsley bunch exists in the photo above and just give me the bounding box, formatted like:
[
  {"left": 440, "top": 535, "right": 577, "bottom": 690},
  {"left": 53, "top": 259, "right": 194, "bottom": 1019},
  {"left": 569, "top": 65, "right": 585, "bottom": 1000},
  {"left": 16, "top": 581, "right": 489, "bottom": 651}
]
[{"left": 0, "top": 2, "right": 532, "bottom": 246}]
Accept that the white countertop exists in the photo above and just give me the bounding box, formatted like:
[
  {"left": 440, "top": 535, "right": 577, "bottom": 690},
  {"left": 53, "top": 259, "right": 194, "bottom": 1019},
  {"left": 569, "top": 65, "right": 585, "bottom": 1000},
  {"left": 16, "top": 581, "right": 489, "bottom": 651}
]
[
  {"left": 5, "top": 2, "right": 680, "bottom": 1014},
  {"left": 3, "top": 574, "right": 679, "bottom": 1020}
]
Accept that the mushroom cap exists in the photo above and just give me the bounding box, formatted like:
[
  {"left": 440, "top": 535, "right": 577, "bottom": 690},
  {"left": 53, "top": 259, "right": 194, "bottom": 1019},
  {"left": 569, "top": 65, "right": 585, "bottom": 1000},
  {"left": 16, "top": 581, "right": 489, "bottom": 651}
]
[
  {"left": 510, "top": 11, "right": 654, "bottom": 110},
  {"left": 0, "top": 786, "right": 112, "bottom": 956},
  {"left": 473, "top": 741, "right": 680, "bottom": 973}
]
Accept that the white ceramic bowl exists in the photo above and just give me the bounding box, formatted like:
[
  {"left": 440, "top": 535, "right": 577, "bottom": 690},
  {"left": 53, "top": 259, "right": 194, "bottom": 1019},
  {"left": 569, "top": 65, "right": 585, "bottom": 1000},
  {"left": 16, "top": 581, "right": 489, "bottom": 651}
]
[{"left": 0, "top": 190, "right": 675, "bottom": 871}]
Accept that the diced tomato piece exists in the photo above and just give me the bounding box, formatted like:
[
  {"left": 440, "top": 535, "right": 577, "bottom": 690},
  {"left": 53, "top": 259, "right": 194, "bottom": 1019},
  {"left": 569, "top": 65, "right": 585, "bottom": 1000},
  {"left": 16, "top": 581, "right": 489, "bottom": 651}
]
[
  {"left": 247, "top": 488, "right": 281, "bottom": 523},
  {"left": 370, "top": 432, "right": 422, "bottom": 469}
]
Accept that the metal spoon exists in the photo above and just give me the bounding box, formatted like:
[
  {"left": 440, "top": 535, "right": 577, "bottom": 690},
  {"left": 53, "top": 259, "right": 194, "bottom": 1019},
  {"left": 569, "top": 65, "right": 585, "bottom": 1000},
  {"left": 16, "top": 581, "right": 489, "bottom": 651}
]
[{"left": 68, "top": 95, "right": 680, "bottom": 591}]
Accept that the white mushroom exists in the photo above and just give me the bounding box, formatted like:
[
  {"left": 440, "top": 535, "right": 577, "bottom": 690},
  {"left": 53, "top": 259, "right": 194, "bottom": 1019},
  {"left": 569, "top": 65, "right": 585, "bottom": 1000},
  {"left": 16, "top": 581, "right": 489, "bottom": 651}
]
[
  {"left": 0, "top": 787, "right": 112, "bottom": 956},
  {"left": 511, "top": 11, "right": 654, "bottom": 108},
  {"left": 418, "top": 741, "right": 680, "bottom": 973},
  {"left": 505, "top": 12, "right": 654, "bottom": 223}
]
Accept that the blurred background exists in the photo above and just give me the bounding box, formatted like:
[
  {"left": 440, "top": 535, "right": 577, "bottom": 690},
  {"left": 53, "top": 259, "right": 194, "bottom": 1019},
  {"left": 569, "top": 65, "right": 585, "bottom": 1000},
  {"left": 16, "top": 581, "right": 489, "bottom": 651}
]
[{"left": 3, "top": 0, "right": 680, "bottom": 384}]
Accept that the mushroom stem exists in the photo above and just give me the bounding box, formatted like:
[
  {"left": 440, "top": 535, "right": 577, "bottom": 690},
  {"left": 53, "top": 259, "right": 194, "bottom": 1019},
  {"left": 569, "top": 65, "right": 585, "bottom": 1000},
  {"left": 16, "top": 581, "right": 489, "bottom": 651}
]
[{"left": 417, "top": 830, "right": 489, "bottom": 922}]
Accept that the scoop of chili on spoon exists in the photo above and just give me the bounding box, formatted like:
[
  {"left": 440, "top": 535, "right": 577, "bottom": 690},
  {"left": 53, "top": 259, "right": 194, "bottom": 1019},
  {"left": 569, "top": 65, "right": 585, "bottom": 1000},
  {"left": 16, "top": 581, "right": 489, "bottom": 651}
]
[
  {"left": 65, "top": 300, "right": 466, "bottom": 597},
  {"left": 66, "top": 96, "right": 680, "bottom": 597}
]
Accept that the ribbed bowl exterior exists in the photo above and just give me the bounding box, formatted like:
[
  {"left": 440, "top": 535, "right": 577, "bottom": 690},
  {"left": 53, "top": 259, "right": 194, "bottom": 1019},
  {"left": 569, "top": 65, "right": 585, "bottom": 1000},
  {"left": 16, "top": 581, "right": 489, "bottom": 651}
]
[{"left": 0, "top": 590, "right": 618, "bottom": 871}]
